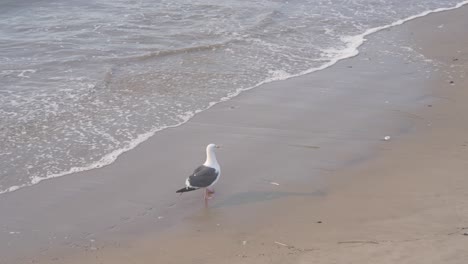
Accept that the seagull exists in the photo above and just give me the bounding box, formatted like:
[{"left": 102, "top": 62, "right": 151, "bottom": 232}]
[{"left": 176, "top": 144, "right": 221, "bottom": 202}]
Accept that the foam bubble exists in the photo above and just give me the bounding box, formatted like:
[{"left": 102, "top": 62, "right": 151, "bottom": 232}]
[{"left": 267, "top": 70, "right": 292, "bottom": 82}]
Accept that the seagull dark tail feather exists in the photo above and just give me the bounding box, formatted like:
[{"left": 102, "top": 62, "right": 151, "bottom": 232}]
[{"left": 176, "top": 187, "right": 198, "bottom": 193}]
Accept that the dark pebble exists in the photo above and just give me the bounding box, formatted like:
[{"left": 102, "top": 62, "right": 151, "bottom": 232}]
[
  {"left": 427, "top": 104, "right": 432, "bottom": 107},
  {"left": 449, "top": 81, "right": 454, "bottom": 84},
  {"left": 317, "top": 221, "right": 322, "bottom": 224}
]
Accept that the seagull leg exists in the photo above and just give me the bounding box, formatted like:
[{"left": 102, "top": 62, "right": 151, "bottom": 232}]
[
  {"left": 205, "top": 187, "right": 214, "bottom": 200},
  {"left": 204, "top": 189, "right": 209, "bottom": 207}
]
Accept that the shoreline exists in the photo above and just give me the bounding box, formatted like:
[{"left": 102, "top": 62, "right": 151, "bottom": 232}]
[
  {"left": 2, "top": 1, "right": 467, "bottom": 196},
  {"left": 2, "top": 5, "right": 468, "bottom": 264}
]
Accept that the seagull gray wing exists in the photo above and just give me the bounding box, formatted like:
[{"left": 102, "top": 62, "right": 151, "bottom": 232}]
[{"left": 187, "top": 165, "right": 218, "bottom": 188}]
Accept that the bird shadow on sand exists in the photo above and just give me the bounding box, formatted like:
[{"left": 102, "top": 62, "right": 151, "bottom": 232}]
[{"left": 211, "top": 189, "right": 326, "bottom": 209}]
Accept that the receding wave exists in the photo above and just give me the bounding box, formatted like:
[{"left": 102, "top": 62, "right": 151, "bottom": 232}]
[{"left": 109, "top": 42, "right": 233, "bottom": 64}]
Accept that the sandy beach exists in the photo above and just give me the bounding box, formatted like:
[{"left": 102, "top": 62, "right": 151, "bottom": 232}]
[{"left": 1, "top": 5, "right": 468, "bottom": 264}]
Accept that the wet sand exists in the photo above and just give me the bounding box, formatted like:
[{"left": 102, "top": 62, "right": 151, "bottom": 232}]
[{"left": 2, "top": 5, "right": 468, "bottom": 264}]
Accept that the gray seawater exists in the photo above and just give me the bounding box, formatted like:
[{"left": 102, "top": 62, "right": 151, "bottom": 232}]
[{"left": 0, "top": 0, "right": 465, "bottom": 193}]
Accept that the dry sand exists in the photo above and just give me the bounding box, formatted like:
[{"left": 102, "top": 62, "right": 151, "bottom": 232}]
[{"left": 1, "top": 5, "right": 468, "bottom": 264}]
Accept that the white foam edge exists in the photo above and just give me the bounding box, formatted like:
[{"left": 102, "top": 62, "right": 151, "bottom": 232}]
[{"left": 2, "top": 0, "right": 467, "bottom": 195}]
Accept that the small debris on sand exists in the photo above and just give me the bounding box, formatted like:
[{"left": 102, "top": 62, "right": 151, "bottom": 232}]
[
  {"left": 383, "top": 136, "right": 391, "bottom": 141},
  {"left": 338, "top": 240, "right": 379, "bottom": 244},
  {"left": 270, "top": 182, "right": 280, "bottom": 186},
  {"left": 274, "top": 241, "right": 289, "bottom": 247}
]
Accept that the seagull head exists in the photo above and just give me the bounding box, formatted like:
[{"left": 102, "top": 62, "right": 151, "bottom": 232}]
[{"left": 207, "top": 143, "right": 220, "bottom": 150}]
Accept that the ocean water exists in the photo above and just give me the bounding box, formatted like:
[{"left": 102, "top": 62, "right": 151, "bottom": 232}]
[{"left": 0, "top": 0, "right": 466, "bottom": 193}]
